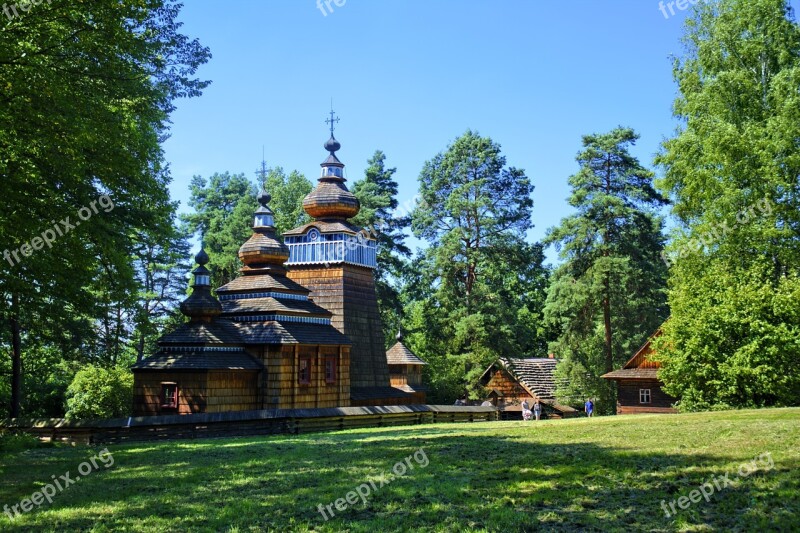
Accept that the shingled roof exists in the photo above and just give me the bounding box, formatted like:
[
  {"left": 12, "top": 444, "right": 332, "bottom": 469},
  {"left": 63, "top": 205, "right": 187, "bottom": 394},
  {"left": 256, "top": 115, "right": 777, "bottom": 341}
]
[
  {"left": 158, "top": 320, "right": 243, "bottom": 346},
  {"left": 282, "top": 219, "right": 368, "bottom": 237},
  {"left": 386, "top": 341, "right": 427, "bottom": 365},
  {"left": 132, "top": 348, "right": 262, "bottom": 371},
  {"left": 482, "top": 357, "right": 563, "bottom": 400},
  {"left": 602, "top": 368, "right": 659, "bottom": 380},
  {"left": 220, "top": 297, "right": 332, "bottom": 317},
  {"left": 215, "top": 273, "right": 310, "bottom": 295},
  {"left": 229, "top": 320, "right": 351, "bottom": 345}
]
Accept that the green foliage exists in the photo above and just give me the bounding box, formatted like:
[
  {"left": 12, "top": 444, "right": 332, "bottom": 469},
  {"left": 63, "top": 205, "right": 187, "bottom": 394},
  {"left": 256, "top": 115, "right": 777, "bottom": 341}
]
[
  {"left": 408, "top": 131, "right": 549, "bottom": 400},
  {"left": 65, "top": 366, "right": 134, "bottom": 421},
  {"left": 183, "top": 167, "right": 312, "bottom": 288},
  {"left": 545, "top": 127, "right": 668, "bottom": 413},
  {"left": 183, "top": 172, "right": 257, "bottom": 287},
  {"left": 351, "top": 151, "right": 410, "bottom": 346},
  {"left": 264, "top": 167, "right": 313, "bottom": 235},
  {"left": 0, "top": 0, "right": 209, "bottom": 417},
  {"left": 654, "top": 0, "right": 800, "bottom": 410},
  {"left": 0, "top": 431, "right": 49, "bottom": 455}
]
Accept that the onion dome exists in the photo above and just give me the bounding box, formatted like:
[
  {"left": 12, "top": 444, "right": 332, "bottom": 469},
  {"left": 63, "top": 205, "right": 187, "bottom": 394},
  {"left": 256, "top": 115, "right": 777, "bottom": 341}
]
[
  {"left": 180, "top": 248, "right": 223, "bottom": 322},
  {"left": 238, "top": 187, "right": 290, "bottom": 273},
  {"left": 302, "top": 134, "right": 360, "bottom": 220}
]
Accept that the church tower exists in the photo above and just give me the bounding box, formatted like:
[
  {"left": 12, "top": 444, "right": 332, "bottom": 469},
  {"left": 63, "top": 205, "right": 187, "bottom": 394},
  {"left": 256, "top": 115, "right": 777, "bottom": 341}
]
[{"left": 283, "top": 112, "right": 397, "bottom": 402}]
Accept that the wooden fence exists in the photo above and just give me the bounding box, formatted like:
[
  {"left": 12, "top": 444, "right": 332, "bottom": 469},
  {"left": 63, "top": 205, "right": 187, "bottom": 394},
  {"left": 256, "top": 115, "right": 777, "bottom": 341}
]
[{"left": 1, "top": 405, "right": 499, "bottom": 445}]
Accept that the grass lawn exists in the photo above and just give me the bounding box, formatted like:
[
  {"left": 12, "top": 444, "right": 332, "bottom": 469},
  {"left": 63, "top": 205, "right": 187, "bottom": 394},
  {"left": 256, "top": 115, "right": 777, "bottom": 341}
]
[{"left": 0, "top": 408, "right": 798, "bottom": 532}]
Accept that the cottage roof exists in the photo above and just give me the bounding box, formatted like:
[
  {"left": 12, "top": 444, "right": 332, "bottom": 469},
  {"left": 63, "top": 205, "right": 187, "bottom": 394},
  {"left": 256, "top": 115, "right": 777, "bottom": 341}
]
[
  {"left": 601, "top": 368, "right": 660, "bottom": 380},
  {"left": 602, "top": 327, "right": 664, "bottom": 381},
  {"left": 481, "top": 357, "right": 563, "bottom": 401},
  {"left": 386, "top": 331, "right": 427, "bottom": 365}
]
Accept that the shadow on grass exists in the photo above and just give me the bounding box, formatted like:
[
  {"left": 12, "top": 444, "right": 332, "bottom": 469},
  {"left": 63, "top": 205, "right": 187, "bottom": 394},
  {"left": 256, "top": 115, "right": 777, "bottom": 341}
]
[{"left": 0, "top": 423, "right": 795, "bottom": 532}]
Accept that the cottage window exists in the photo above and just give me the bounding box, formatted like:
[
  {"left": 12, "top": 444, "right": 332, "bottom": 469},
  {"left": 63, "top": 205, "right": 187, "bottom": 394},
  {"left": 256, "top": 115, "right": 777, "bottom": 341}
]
[
  {"left": 161, "top": 383, "right": 178, "bottom": 409},
  {"left": 324, "top": 356, "right": 337, "bottom": 384},
  {"left": 639, "top": 388, "right": 651, "bottom": 404},
  {"left": 299, "top": 357, "right": 312, "bottom": 385}
]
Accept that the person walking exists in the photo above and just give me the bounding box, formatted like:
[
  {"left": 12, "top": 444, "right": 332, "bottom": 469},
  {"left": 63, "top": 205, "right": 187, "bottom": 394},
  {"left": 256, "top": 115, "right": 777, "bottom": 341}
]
[
  {"left": 521, "top": 399, "right": 530, "bottom": 421},
  {"left": 533, "top": 400, "right": 542, "bottom": 421},
  {"left": 585, "top": 398, "right": 594, "bottom": 418}
]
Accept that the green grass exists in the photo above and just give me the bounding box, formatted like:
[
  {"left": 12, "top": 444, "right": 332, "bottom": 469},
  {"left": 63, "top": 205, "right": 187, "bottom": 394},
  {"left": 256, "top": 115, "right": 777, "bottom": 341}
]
[{"left": 0, "top": 408, "right": 798, "bottom": 532}]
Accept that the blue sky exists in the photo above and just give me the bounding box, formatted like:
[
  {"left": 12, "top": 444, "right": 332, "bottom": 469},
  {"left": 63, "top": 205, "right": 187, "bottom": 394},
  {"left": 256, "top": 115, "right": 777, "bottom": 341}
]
[{"left": 161, "top": 0, "right": 799, "bottom": 264}]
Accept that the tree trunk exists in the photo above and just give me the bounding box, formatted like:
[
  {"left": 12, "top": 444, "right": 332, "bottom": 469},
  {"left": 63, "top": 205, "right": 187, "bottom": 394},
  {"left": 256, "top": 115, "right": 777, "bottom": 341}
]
[
  {"left": 10, "top": 292, "right": 22, "bottom": 418},
  {"left": 602, "top": 276, "right": 613, "bottom": 373},
  {"left": 136, "top": 331, "right": 145, "bottom": 362}
]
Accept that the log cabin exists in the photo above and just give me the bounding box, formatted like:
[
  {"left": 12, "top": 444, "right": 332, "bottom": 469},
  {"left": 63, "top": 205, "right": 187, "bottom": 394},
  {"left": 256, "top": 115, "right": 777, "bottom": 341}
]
[
  {"left": 602, "top": 329, "right": 678, "bottom": 415},
  {"left": 479, "top": 357, "right": 578, "bottom": 418}
]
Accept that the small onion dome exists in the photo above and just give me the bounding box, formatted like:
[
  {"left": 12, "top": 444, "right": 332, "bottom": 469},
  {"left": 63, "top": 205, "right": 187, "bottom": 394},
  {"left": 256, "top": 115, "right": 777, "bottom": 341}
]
[
  {"left": 238, "top": 188, "right": 290, "bottom": 268},
  {"left": 396, "top": 330, "right": 404, "bottom": 342},
  {"left": 180, "top": 251, "right": 222, "bottom": 321},
  {"left": 301, "top": 133, "right": 361, "bottom": 220},
  {"left": 303, "top": 180, "right": 360, "bottom": 219},
  {"left": 324, "top": 135, "right": 341, "bottom": 154}
]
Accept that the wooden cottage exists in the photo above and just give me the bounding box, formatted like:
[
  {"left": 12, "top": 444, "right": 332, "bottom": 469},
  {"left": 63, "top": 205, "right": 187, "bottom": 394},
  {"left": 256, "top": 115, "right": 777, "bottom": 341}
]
[
  {"left": 386, "top": 331, "right": 427, "bottom": 404},
  {"left": 132, "top": 189, "right": 352, "bottom": 415},
  {"left": 479, "top": 357, "right": 578, "bottom": 418},
  {"left": 602, "top": 329, "right": 678, "bottom": 415}
]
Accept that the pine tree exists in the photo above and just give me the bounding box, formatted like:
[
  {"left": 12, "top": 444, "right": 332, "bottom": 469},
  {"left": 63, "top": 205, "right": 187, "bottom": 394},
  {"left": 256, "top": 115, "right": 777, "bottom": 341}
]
[{"left": 545, "top": 127, "right": 668, "bottom": 413}]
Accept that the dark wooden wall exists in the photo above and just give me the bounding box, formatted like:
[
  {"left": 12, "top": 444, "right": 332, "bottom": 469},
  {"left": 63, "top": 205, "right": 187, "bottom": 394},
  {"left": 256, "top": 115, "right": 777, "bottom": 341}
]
[
  {"left": 617, "top": 379, "right": 678, "bottom": 414},
  {"left": 133, "top": 371, "right": 209, "bottom": 416}
]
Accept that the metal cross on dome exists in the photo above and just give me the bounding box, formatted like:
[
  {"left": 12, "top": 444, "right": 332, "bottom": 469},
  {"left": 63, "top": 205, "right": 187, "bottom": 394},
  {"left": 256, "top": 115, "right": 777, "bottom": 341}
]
[{"left": 325, "top": 105, "right": 340, "bottom": 137}]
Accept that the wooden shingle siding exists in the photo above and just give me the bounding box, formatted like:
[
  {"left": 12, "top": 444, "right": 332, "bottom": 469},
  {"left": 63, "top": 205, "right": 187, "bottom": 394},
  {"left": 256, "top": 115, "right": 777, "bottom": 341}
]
[{"left": 287, "top": 264, "right": 392, "bottom": 391}]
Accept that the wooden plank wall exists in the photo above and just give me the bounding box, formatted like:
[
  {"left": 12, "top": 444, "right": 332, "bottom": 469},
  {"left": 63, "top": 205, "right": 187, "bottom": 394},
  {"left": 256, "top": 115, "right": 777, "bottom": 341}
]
[
  {"left": 266, "top": 344, "right": 351, "bottom": 409},
  {"left": 617, "top": 380, "right": 678, "bottom": 414},
  {"left": 132, "top": 372, "right": 209, "bottom": 416},
  {"left": 287, "top": 264, "right": 391, "bottom": 390},
  {"left": 484, "top": 368, "right": 530, "bottom": 404},
  {"left": 206, "top": 371, "right": 260, "bottom": 412}
]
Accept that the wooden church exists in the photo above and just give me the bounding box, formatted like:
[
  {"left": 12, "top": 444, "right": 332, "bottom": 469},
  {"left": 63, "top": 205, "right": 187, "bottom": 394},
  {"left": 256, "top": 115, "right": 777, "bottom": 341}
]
[{"left": 132, "top": 122, "right": 424, "bottom": 415}]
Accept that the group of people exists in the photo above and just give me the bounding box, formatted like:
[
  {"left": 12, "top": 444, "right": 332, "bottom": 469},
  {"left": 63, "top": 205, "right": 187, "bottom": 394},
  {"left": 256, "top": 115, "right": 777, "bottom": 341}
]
[
  {"left": 521, "top": 399, "right": 543, "bottom": 421},
  {"left": 455, "top": 396, "right": 596, "bottom": 420},
  {"left": 521, "top": 398, "right": 594, "bottom": 421}
]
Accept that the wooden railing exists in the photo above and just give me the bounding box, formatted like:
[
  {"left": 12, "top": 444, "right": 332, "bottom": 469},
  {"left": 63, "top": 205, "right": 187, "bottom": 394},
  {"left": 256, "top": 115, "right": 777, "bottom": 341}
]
[
  {"left": 1, "top": 405, "right": 499, "bottom": 445},
  {"left": 286, "top": 240, "right": 376, "bottom": 268}
]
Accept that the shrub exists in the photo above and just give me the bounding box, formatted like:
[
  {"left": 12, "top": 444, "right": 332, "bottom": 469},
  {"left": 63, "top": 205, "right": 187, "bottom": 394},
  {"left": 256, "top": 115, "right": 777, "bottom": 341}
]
[{"left": 65, "top": 366, "right": 133, "bottom": 421}]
